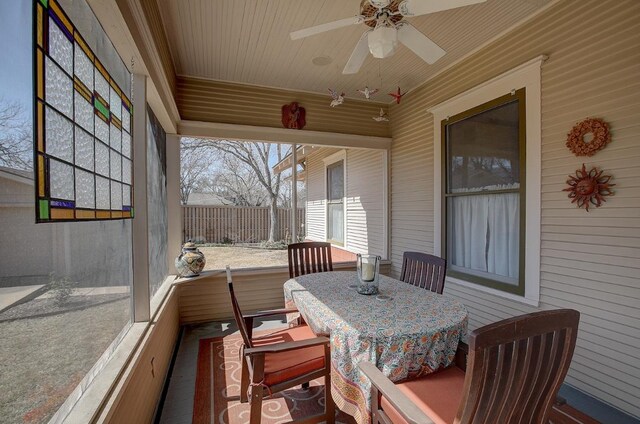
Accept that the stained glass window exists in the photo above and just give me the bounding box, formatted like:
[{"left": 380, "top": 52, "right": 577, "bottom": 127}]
[{"left": 34, "top": 0, "right": 133, "bottom": 222}]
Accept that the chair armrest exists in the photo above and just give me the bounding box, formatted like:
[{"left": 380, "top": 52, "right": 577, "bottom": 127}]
[
  {"left": 243, "top": 308, "right": 299, "bottom": 319},
  {"left": 244, "top": 336, "right": 329, "bottom": 356},
  {"left": 359, "top": 362, "right": 436, "bottom": 424}
]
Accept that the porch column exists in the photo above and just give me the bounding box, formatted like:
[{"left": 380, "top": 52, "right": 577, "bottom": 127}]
[
  {"left": 131, "top": 73, "right": 150, "bottom": 322},
  {"left": 291, "top": 144, "right": 297, "bottom": 243},
  {"left": 166, "top": 134, "right": 182, "bottom": 272}
]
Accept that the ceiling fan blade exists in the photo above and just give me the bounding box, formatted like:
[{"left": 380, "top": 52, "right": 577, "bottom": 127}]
[
  {"left": 342, "top": 31, "right": 371, "bottom": 74},
  {"left": 399, "top": 0, "right": 486, "bottom": 17},
  {"left": 397, "top": 23, "right": 445, "bottom": 64},
  {"left": 290, "top": 16, "right": 362, "bottom": 40}
]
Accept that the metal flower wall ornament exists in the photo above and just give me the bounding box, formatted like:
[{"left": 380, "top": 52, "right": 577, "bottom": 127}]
[{"left": 563, "top": 164, "right": 615, "bottom": 211}]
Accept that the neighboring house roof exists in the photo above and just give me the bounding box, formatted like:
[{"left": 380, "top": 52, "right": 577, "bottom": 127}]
[
  {"left": 186, "top": 191, "right": 231, "bottom": 206},
  {"left": 272, "top": 145, "right": 320, "bottom": 175},
  {"left": 0, "top": 166, "right": 33, "bottom": 185}
]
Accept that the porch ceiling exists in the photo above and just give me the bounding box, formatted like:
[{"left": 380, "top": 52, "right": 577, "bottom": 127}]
[{"left": 156, "top": 0, "right": 551, "bottom": 101}]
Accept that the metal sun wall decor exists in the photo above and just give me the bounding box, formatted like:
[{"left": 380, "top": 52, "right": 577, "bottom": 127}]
[
  {"left": 563, "top": 164, "right": 615, "bottom": 212},
  {"left": 34, "top": 0, "right": 133, "bottom": 222},
  {"left": 566, "top": 117, "right": 611, "bottom": 157},
  {"left": 281, "top": 102, "right": 306, "bottom": 129}
]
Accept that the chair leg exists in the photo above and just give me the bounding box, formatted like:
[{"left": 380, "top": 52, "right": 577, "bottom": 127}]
[
  {"left": 301, "top": 382, "right": 310, "bottom": 390},
  {"left": 249, "top": 386, "right": 264, "bottom": 424},
  {"left": 240, "top": 359, "right": 249, "bottom": 403}
]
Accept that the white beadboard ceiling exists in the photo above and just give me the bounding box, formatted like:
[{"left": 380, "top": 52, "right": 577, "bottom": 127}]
[{"left": 157, "top": 0, "right": 551, "bottom": 102}]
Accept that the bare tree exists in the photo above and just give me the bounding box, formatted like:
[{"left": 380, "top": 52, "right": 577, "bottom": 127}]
[
  {"left": 213, "top": 154, "right": 268, "bottom": 206},
  {"left": 0, "top": 99, "right": 32, "bottom": 170},
  {"left": 183, "top": 138, "right": 290, "bottom": 242},
  {"left": 180, "top": 138, "right": 217, "bottom": 204}
]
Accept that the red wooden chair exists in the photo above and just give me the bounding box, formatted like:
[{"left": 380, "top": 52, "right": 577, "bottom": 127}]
[
  {"left": 288, "top": 241, "right": 333, "bottom": 278},
  {"left": 360, "top": 309, "right": 580, "bottom": 424},
  {"left": 226, "top": 266, "right": 335, "bottom": 424},
  {"left": 400, "top": 252, "right": 447, "bottom": 294}
]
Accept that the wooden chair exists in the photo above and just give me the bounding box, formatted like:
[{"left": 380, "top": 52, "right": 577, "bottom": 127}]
[
  {"left": 399, "top": 252, "right": 447, "bottom": 294},
  {"left": 288, "top": 241, "right": 334, "bottom": 278},
  {"left": 360, "top": 309, "right": 580, "bottom": 424},
  {"left": 226, "top": 266, "right": 335, "bottom": 424}
]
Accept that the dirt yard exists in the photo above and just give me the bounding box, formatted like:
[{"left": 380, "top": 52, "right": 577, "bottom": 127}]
[{"left": 199, "top": 246, "right": 289, "bottom": 270}]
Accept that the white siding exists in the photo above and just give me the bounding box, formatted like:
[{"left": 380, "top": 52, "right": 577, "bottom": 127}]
[
  {"left": 389, "top": 0, "right": 640, "bottom": 418},
  {"left": 305, "top": 148, "right": 387, "bottom": 257}
]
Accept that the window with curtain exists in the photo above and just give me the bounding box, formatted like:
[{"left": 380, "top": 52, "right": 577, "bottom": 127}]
[
  {"left": 326, "top": 159, "right": 344, "bottom": 245},
  {"left": 443, "top": 89, "right": 526, "bottom": 295}
]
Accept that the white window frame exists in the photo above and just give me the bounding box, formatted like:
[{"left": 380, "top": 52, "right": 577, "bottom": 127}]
[
  {"left": 323, "top": 150, "right": 347, "bottom": 248},
  {"left": 429, "top": 55, "right": 546, "bottom": 307}
]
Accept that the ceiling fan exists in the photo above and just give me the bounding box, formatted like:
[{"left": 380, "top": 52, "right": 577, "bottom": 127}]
[{"left": 290, "top": 0, "right": 486, "bottom": 74}]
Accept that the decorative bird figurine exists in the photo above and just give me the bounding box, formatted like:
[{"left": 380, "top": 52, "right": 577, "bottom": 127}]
[
  {"left": 357, "top": 86, "right": 379, "bottom": 100},
  {"left": 388, "top": 86, "right": 405, "bottom": 104},
  {"left": 373, "top": 108, "right": 389, "bottom": 122},
  {"left": 328, "top": 88, "right": 345, "bottom": 107}
]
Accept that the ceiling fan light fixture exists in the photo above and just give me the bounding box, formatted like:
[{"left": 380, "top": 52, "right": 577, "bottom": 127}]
[{"left": 368, "top": 26, "right": 398, "bottom": 58}]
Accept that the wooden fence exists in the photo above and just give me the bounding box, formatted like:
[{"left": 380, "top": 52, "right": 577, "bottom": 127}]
[{"left": 182, "top": 205, "right": 305, "bottom": 243}]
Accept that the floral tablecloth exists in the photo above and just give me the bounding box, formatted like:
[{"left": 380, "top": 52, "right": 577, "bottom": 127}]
[{"left": 283, "top": 271, "right": 468, "bottom": 424}]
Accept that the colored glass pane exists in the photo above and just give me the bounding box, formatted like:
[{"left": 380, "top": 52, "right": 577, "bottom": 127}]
[
  {"left": 74, "top": 90, "right": 94, "bottom": 134},
  {"left": 95, "top": 114, "right": 109, "bottom": 143},
  {"left": 110, "top": 150, "right": 121, "bottom": 181},
  {"left": 74, "top": 42, "right": 93, "bottom": 91},
  {"left": 94, "top": 97, "right": 109, "bottom": 121},
  {"left": 95, "top": 176, "right": 110, "bottom": 209},
  {"left": 121, "top": 131, "right": 131, "bottom": 158},
  {"left": 45, "top": 56, "right": 73, "bottom": 118},
  {"left": 109, "top": 122, "right": 121, "bottom": 152},
  {"left": 110, "top": 86, "right": 121, "bottom": 120},
  {"left": 45, "top": 106, "right": 73, "bottom": 162},
  {"left": 48, "top": 17, "right": 72, "bottom": 74},
  {"left": 122, "top": 158, "right": 131, "bottom": 185},
  {"left": 49, "top": 159, "right": 75, "bottom": 200},
  {"left": 95, "top": 141, "right": 110, "bottom": 177},
  {"left": 74, "top": 126, "right": 94, "bottom": 171},
  {"left": 110, "top": 181, "right": 122, "bottom": 210},
  {"left": 75, "top": 169, "right": 95, "bottom": 209}
]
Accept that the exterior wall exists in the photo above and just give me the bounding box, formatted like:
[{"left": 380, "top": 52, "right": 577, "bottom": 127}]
[
  {"left": 176, "top": 77, "right": 391, "bottom": 138},
  {"left": 388, "top": 0, "right": 640, "bottom": 418},
  {"left": 305, "top": 148, "right": 387, "bottom": 258}
]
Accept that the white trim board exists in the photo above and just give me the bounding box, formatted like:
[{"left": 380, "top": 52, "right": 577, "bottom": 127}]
[{"left": 430, "top": 56, "right": 546, "bottom": 306}]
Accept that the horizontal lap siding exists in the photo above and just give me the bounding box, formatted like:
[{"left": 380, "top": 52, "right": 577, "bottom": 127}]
[{"left": 389, "top": 0, "right": 640, "bottom": 418}]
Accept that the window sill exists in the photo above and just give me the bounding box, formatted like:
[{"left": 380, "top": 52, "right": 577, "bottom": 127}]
[{"left": 446, "top": 275, "right": 540, "bottom": 307}]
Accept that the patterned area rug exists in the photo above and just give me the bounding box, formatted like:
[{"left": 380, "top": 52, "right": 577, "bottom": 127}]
[{"left": 193, "top": 332, "right": 356, "bottom": 424}]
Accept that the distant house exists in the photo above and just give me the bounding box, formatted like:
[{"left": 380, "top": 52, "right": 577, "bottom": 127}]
[{"left": 185, "top": 191, "right": 231, "bottom": 206}]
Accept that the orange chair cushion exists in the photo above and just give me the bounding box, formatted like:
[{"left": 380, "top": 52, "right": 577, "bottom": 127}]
[
  {"left": 252, "top": 325, "right": 326, "bottom": 387},
  {"left": 380, "top": 366, "right": 465, "bottom": 424}
]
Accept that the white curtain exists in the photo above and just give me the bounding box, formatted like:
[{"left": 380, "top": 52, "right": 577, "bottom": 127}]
[{"left": 450, "top": 185, "right": 519, "bottom": 281}]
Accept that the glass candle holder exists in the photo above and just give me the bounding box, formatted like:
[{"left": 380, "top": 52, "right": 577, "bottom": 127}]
[{"left": 357, "top": 254, "right": 381, "bottom": 295}]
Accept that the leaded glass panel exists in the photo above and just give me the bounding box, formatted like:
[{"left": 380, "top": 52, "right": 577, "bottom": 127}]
[
  {"left": 96, "top": 176, "right": 110, "bottom": 209},
  {"left": 45, "top": 57, "right": 73, "bottom": 118},
  {"left": 48, "top": 17, "right": 72, "bottom": 75},
  {"left": 75, "top": 169, "right": 95, "bottom": 209},
  {"left": 95, "top": 141, "right": 110, "bottom": 177},
  {"left": 74, "top": 127, "right": 94, "bottom": 171},
  {"left": 74, "top": 42, "right": 93, "bottom": 91},
  {"left": 49, "top": 159, "right": 75, "bottom": 200},
  {"left": 35, "top": 0, "right": 133, "bottom": 222},
  {"left": 122, "top": 184, "right": 131, "bottom": 207},
  {"left": 74, "top": 91, "right": 93, "bottom": 134},
  {"left": 45, "top": 107, "right": 73, "bottom": 162}
]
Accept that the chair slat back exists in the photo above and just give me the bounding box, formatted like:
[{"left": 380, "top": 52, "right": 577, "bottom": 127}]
[
  {"left": 226, "top": 266, "right": 253, "bottom": 348},
  {"left": 457, "top": 309, "right": 580, "bottom": 424},
  {"left": 399, "top": 252, "right": 446, "bottom": 294},
  {"left": 288, "top": 242, "right": 334, "bottom": 278}
]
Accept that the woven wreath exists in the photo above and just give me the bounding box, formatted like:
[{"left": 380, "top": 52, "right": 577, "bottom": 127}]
[{"left": 566, "top": 118, "right": 611, "bottom": 157}]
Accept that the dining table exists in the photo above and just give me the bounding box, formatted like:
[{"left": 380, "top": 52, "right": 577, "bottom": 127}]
[{"left": 283, "top": 271, "right": 469, "bottom": 424}]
